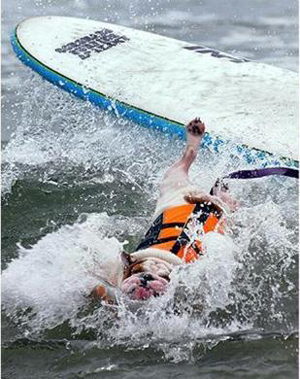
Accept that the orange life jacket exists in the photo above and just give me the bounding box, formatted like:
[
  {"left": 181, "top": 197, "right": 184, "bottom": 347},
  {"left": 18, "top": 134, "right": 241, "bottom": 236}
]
[{"left": 136, "top": 201, "right": 225, "bottom": 263}]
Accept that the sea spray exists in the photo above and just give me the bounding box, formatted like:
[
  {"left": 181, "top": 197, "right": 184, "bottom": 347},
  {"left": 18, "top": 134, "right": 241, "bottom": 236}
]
[
  {"left": 2, "top": 73, "right": 298, "bottom": 362},
  {"left": 2, "top": 213, "right": 124, "bottom": 332}
]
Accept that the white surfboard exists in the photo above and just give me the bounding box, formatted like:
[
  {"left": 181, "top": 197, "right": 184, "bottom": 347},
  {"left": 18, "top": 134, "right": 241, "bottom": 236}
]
[{"left": 11, "top": 16, "right": 298, "bottom": 166}]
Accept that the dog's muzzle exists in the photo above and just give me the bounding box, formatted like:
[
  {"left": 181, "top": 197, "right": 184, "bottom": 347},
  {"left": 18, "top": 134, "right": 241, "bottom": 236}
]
[{"left": 121, "top": 272, "right": 169, "bottom": 300}]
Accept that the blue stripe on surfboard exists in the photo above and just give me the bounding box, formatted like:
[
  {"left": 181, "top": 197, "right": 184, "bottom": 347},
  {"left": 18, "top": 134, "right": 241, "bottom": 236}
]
[{"left": 11, "top": 29, "right": 298, "bottom": 168}]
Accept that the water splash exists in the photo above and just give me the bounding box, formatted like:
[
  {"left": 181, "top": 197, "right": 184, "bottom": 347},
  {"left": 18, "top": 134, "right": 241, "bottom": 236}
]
[
  {"left": 2, "top": 213, "right": 123, "bottom": 330},
  {"left": 2, "top": 73, "right": 255, "bottom": 198},
  {"left": 2, "top": 211, "right": 242, "bottom": 358},
  {"left": 2, "top": 73, "right": 298, "bottom": 362}
]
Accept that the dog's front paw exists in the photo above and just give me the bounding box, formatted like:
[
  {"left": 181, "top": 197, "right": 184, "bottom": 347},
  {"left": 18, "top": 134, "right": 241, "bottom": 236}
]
[
  {"left": 186, "top": 118, "right": 205, "bottom": 136},
  {"left": 90, "top": 284, "right": 116, "bottom": 304}
]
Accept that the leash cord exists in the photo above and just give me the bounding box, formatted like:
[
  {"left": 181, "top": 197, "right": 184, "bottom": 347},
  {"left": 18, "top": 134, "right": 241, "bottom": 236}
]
[{"left": 210, "top": 167, "right": 299, "bottom": 195}]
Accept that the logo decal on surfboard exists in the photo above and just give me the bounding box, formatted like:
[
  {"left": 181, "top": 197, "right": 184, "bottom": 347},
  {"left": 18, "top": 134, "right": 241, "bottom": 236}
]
[
  {"left": 184, "top": 46, "right": 250, "bottom": 63},
  {"left": 55, "top": 29, "right": 129, "bottom": 60}
]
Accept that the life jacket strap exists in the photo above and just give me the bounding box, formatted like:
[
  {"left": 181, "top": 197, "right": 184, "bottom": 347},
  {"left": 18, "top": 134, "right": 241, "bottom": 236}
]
[
  {"left": 136, "top": 211, "right": 186, "bottom": 251},
  {"left": 137, "top": 235, "right": 179, "bottom": 251}
]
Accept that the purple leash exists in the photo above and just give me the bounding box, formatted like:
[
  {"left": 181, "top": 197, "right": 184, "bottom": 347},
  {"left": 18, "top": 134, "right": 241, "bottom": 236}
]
[
  {"left": 210, "top": 167, "right": 299, "bottom": 195},
  {"left": 225, "top": 167, "right": 299, "bottom": 180}
]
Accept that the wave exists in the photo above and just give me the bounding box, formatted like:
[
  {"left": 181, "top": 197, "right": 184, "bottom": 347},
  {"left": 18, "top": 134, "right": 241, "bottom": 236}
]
[{"left": 2, "top": 74, "right": 298, "bottom": 362}]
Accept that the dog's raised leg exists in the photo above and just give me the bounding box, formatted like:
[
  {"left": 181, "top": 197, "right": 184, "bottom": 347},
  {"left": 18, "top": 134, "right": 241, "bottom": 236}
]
[
  {"left": 158, "top": 118, "right": 205, "bottom": 199},
  {"left": 161, "top": 118, "right": 205, "bottom": 189},
  {"left": 173, "top": 118, "right": 205, "bottom": 174}
]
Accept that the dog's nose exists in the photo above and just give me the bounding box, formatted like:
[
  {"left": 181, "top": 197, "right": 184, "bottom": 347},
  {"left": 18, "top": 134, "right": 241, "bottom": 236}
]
[{"left": 140, "top": 273, "right": 154, "bottom": 287}]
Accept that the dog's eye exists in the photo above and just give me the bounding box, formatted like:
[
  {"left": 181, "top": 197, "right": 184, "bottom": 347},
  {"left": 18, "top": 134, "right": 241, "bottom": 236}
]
[
  {"left": 131, "top": 264, "right": 144, "bottom": 274},
  {"left": 123, "top": 267, "right": 131, "bottom": 279}
]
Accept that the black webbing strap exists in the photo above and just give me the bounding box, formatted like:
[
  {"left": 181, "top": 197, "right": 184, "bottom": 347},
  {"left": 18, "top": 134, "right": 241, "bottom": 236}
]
[{"left": 136, "top": 212, "right": 185, "bottom": 251}]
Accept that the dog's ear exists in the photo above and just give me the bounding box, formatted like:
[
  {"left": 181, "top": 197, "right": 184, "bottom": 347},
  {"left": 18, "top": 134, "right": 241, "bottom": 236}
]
[
  {"left": 121, "top": 251, "right": 134, "bottom": 280},
  {"left": 121, "top": 251, "right": 132, "bottom": 268}
]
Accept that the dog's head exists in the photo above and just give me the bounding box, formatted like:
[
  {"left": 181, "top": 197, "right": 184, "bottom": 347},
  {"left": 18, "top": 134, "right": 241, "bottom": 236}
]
[{"left": 121, "top": 252, "right": 173, "bottom": 300}]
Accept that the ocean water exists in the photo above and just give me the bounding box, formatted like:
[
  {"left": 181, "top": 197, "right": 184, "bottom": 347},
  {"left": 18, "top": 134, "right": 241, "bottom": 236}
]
[{"left": 1, "top": 1, "right": 298, "bottom": 378}]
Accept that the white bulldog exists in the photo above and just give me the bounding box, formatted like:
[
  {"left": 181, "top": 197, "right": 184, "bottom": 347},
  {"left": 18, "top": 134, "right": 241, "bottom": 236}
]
[{"left": 91, "top": 118, "right": 238, "bottom": 303}]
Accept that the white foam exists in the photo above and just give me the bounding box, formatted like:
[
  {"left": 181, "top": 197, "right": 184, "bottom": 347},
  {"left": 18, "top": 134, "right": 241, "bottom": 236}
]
[
  {"left": 2, "top": 175, "right": 298, "bottom": 360},
  {"left": 2, "top": 213, "right": 124, "bottom": 331},
  {"left": 2, "top": 77, "right": 298, "bottom": 360}
]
